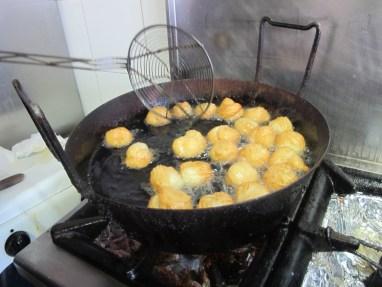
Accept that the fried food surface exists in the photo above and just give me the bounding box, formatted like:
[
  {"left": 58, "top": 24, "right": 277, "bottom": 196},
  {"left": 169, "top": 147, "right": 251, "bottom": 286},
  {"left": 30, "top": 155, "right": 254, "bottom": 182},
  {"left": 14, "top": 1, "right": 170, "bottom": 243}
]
[
  {"left": 263, "top": 163, "right": 298, "bottom": 191},
  {"left": 179, "top": 161, "right": 214, "bottom": 187},
  {"left": 194, "top": 103, "right": 217, "bottom": 119},
  {"left": 248, "top": 126, "right": 276, "bottom": 149},
  {"left": 275, "top": 131, "right": 306, "bottom": 154},
  {"left": 209, "top": 141, "right": 239, "bottom": 163},
  {"left": 225, "top": 161, "right": 259, "bottom": 187},
  {"left": 269, "top": 147, "right": 308, "bottom": 172},
  {"left": 145, "top": 106, "right": 171, "bottom": 127},
  {"left": 148, "top": 188, "right": 193, "bottom": 209},
  {"left": 171, "top": 102, "right": 193, "bottom": 119},
  {"left": 124, "top": 142, "right": 153, "bottom": 169},
  {"left": 217, "top": 98, "right": 244, "bottom": 121},
  {"left": 243, "top": 107, "right": 270, "bottom": 124},
  {"left": 197, "top": 192, "right": 234, "bottom": 208},
  {"left": 236, "top": 182, "right": 269, "bottom": 203},
  {"left": 172, "top": 130, "right": 207, "bottom": 159},
  {"left": 104, "top": 127, "right": 134, "bottom": 148},
  {"left": 239, "top": 143, "right": 270, "bottom": 168},
  {"left": 150, "top": 165, "right": 184, "bottom": 192},
  {"left": 110, "top": 101, "right": 311, "bottom": 210},
  {"left": 234, "top": 117, "right": 258, "bottom": 136},
  {"left": 207, "top": 125, "right": 241, "bottom": 145},
  {"left": 269, "top": 116, "right": 293, "bottom": 134}
]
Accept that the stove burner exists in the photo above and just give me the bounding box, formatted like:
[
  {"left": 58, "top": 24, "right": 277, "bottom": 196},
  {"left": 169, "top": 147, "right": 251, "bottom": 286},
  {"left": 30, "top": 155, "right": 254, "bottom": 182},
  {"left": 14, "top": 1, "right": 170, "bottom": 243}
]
[{"left": 12, "top": 161, "right": 374, "bottom": 287}]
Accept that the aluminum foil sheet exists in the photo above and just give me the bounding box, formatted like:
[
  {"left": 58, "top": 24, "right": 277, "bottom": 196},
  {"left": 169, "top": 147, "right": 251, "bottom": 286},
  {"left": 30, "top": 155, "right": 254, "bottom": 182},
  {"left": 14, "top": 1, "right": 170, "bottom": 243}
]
[{"left": 302, "top": 193, "right": 382, "bottom": 287}]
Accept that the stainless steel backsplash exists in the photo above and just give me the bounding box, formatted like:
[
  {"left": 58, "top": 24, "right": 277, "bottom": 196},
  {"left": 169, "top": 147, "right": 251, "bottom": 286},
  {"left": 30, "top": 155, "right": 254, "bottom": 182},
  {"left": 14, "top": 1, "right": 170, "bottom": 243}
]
[
  {"left": 0, "top": 0, "right": 83, "bottom": 149},
  {"left": 167, "top": 0, "right": 382, "bottom": 172}
]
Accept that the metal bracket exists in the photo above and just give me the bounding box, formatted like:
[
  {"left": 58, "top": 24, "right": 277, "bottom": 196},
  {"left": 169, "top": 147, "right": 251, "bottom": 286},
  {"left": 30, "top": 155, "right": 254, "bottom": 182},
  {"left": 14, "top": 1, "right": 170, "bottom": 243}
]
[
  {"left": 12, "top": 79, "right": 92, "bottom": 199},
  {"left": 302, "top": 226, "right": 382, "bottom": 270},
  {"left": 323, "top": 159, "right": 357, "bottom": 195},
  {"left": 254, "top": 16, "right": 321, "bottom": 97}
]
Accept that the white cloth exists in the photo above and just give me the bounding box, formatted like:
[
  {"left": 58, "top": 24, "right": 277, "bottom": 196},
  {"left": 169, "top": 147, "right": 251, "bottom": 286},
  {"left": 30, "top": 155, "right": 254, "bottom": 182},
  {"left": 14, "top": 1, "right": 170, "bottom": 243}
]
[
  {"left": 0, "top": 146, "right": 16, "bottom": 179},
  {"left": 11, "top": 133, "right": 67, "bottom": 159}
]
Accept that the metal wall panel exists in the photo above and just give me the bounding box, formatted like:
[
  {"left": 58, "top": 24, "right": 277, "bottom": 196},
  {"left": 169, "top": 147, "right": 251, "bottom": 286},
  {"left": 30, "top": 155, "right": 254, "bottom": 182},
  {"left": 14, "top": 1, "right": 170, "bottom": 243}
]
[
  {"left": 167, "top": 0, "right": 382, "bottom": 172},
  {"left": 0, "top": 0, "right": 84, "bottom": 148}
]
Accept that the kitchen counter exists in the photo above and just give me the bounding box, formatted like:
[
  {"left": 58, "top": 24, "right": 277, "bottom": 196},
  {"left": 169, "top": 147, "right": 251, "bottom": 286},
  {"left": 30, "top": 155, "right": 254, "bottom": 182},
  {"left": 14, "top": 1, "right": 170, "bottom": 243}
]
[{"left": 14, "top": 201, "right": 126, "bottom": 287}]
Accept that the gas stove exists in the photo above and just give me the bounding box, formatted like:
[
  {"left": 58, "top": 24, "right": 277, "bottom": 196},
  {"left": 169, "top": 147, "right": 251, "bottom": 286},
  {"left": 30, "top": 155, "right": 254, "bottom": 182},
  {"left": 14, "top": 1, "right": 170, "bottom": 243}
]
[{"left": 12, "top": 161, "right": 382, "bottom": 287}]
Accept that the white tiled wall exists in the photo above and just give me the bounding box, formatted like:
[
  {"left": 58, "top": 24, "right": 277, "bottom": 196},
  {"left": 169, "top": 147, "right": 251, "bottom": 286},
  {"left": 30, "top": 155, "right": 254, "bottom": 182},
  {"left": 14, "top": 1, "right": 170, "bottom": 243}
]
[{"left": 58, "top": 0, "right": 167, "bottom": 114}]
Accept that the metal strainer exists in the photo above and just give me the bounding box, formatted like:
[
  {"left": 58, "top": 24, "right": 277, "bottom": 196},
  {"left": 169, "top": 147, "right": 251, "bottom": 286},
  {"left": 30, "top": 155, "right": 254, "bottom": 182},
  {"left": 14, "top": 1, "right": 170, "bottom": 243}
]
[
  {"left": 128, "top": 25, "right": 214, "bottom": 118},
  {"left": 0, "top": 25, "right": 214, "bottom": 119}
]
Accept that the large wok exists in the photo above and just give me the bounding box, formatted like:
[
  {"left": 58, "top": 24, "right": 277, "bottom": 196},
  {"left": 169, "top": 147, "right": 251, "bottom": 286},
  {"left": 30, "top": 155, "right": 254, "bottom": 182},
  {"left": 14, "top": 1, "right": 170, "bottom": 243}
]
[{"left": 13, "top": 18, "right": 329, "bottom": 253}]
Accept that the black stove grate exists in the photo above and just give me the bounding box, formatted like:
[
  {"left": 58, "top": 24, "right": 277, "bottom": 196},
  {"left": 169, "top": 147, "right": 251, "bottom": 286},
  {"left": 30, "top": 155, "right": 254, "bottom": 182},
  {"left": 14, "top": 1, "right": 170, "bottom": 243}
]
[{"left": 50, "top": 161, "right": 382, "bottom": 287}]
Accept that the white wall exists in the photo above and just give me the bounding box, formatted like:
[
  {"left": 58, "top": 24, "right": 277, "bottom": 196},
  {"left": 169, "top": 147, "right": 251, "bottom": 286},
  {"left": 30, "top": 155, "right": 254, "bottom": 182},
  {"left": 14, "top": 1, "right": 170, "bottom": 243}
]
[
  {"left": 58, "top": 0, "right": 167, "bottom": 114},
  {"left": 0, "top": 0, "right": 84, "bottom": 148}
]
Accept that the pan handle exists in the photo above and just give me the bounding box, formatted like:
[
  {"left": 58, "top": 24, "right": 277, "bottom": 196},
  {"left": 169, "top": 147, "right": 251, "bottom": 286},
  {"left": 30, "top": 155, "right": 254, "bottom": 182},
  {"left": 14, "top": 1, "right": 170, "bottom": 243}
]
[
  {"left": 254, "top": 16, "right": 321, "bottom": 97},
  {"left": 12, "top": 79, "right": 92, "bottom": 199}
]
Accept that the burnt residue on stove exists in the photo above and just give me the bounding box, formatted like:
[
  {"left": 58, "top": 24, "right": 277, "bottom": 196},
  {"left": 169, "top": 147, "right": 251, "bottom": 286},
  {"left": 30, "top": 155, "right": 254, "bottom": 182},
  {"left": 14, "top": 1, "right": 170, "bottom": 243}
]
[
  {"left": 205, "top": 245, "right": 257, "bottom": 285},
  {"left": 93, "top": 220, "right": 259, "bottom": 287},
  {"left": 94, "top": 221, "right": 142, "bottom": 259},
  {"left": 152, "top": 254, "right": 209, "bottom": 287}
]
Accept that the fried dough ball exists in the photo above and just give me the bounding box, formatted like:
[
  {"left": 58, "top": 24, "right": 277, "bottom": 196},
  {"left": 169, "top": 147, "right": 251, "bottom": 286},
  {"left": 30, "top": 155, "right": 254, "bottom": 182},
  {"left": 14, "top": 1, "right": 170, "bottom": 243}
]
[
  {"left": 269, "top": 116, "right": 293, "bottom": 134},
  {"left": 194, "top": 103, "right": 217, "bottom": 119},
  {"left": 239, "top": 143, "right": 270, "bottom": 168},
  {"left": 225, "top": 161, "right": 259, "bottom": 187},
  {"left": 248, "top": 126, "right": 276, "bottom": 149},
  {"left": 124, "top": 142, "right": 153, "bottom": 169},
  {"left": 148, "top": 194, "right": 160, "bottom": 208},
  {"left": 263, "top": 163, "right": 298, "bottom": 191},
  {"left": 150, "top": 165, "right": 184, "bottom": 193},
  {"left": 158, "top": 188, "right": 193, "bottom": 209},
  {"left": 180, "top": 161, "right": 214, "bottom": 187},
  {"left": 172, "top": 130, "right": 207, "bottom": 159},
  {"left": 275, "top": 131, "right": 306, "bottom": 154},
  {"left": 147, "top": 188, "right": 193, "bottom": 209},
  {"left": 209, "top": 141, "right": 239, "bottom": 163},
  {"left": 207, "top": 125, "right": 241, "bottom": 145},
  {"left": 145, "top": 106, "right": 171, "bottom": 127},
  {"left": 197, "top": 192, "right": 234, "bottom": 208},
  {"left": 236, "top": 182, "right": 269, "bottom": 203},
  {"left": 243, "top": 107, "right": 271, "bottom": 124},
  {"left": 104, "top": 127, "right": 134, "bottom": 148},
  {"left": 269, "top": 147, "right": 308, "bottom": 172},
  {"left": 171, "top": 102, "right": 193, "bottom": 119},
  {"left": 217, "top": 98, "right": 244, "bottom": 121},
  {"left": 234, "top": 118, "right": 258, "bottom": 136}
]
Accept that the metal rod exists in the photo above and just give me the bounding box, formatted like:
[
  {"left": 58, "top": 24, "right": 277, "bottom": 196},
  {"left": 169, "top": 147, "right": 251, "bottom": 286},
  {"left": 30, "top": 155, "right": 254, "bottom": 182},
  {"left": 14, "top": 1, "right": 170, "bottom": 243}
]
[
  {"left": 0, "top": 50, "right": 128, "bottom": 71},
  {"left": 350, "top": 251, "right": 382, "bottom": 270},
  {"left": 4, "top": 24, "right": 214, "bottom": 120},
  {"left": 358, "top": 238, "right": 382, "bottom": 253},
  {"left": 12, "top": 80, "right": 92, "bottom": 199},
  {"left": 254, "top": 16, "right": 321, "bottom": 97}
]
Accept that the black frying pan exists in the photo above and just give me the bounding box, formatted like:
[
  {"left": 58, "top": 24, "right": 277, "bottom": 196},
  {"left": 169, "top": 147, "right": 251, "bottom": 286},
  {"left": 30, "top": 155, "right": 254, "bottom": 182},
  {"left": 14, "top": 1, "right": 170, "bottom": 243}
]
[{"left": 12, "top": 18, "right": 329, "bottom": 253}]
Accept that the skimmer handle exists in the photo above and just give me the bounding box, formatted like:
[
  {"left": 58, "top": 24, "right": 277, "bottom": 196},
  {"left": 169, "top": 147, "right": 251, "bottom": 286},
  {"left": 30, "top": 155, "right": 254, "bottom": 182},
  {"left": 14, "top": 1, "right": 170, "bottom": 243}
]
[{"left": 0, "top": 51, "right": 127, "bottom": 72}]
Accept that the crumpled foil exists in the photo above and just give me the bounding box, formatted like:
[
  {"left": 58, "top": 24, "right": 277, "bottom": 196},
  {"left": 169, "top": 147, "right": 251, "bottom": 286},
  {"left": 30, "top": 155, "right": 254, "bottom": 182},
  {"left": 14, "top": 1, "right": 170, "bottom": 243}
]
[{"left": 302, "top": 193, "right": 382, "bottom": 287}]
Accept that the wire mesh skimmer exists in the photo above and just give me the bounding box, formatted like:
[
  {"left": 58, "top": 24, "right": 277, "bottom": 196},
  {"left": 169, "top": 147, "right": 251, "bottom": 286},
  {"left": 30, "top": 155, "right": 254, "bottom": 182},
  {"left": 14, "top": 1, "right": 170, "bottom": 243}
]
[{"left": 0, "top": 24, "right": 214, "bottom": 119}]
